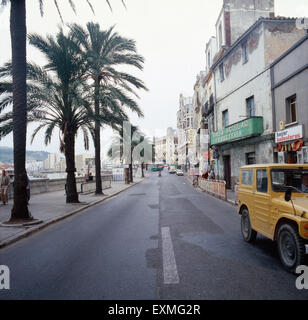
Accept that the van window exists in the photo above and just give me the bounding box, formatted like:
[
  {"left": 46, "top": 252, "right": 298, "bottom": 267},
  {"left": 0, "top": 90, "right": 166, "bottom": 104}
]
[
  {"left": 241, "top": 170, "right": 253, "bottom": 185},
  {"left": 257, "top": 170, "right": 268, "bottom": 193}
]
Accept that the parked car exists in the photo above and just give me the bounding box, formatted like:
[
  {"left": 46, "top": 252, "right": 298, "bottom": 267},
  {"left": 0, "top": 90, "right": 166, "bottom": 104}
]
[
  {"left": 169, "top": 166, "right": 176, "bottom": 174},
  {"left": 176, "top": 169, "right": 184, "bottom": 176},
  {"left": 238, "top": 164, "right": 308, "bottom": 273}
]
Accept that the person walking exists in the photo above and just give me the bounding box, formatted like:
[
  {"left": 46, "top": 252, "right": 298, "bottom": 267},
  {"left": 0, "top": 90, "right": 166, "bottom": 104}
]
[{"left": 1, "top": 169, "right": 10, "bottom": 205}]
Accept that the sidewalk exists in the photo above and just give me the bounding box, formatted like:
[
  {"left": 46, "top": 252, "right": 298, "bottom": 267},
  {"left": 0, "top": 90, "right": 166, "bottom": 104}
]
[{"left": 0, "top": 178, "right": 144, "bottom": 248}]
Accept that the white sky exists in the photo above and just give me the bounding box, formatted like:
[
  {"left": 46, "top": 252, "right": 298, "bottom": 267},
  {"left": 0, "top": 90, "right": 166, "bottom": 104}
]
[{"left": 0, "top": 0, "right": 308, "bottom": 157}]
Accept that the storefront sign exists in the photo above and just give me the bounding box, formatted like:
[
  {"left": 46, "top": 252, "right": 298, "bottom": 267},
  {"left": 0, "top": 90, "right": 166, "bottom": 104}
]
[
  {"left": 275, "top": 125, "right": 303, "bottom": 143},
  {"left": 210, "top": 117, "right": 263, "bottom": 145}
]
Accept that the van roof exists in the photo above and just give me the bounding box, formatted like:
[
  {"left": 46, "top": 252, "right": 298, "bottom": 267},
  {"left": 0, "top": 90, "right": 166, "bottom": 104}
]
[{"left": 241, "top": 164, "right": 308, "bottom": 170}]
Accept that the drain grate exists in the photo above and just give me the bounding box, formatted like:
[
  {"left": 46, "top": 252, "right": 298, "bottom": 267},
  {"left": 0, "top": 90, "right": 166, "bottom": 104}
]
[{"left": 129, "top": 193, "right": 146, "bottom": 196}]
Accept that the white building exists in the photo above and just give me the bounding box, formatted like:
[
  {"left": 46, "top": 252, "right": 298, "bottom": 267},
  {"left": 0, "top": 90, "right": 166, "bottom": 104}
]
[
  {"left": 210, "top": 16, "right": 305, "bottom": 189},
  {"left": 177, "top": 94, "right": 193, "bottom": 170},
  {"left": 43, "top": 153, "right": 60, "bottom": 170},
  {"left": 75, "top": 154, "right": 95, "bottom": 175},
  {"left": 154, "top": 136, "right": 166, "bottom": 164},
  {"left": 166, "top": 127, "right": 178, "bottom": 166}
]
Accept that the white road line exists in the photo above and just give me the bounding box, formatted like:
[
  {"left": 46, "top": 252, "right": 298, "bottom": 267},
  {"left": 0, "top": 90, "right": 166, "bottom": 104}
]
[{"left": 161, "top": 226, "right": 179, "bottom": 284}]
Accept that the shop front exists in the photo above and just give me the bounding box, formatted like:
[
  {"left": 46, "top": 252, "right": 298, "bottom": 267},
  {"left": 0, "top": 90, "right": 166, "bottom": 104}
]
[
  {"left": 275, "top": 124, "right": 307, "bottom": 164},
  {"left": 210, "top": 117, "right": 266, "bottom": 190}
]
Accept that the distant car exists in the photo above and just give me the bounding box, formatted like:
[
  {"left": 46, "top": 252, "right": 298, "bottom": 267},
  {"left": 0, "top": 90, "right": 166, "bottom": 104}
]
[
  {"left": 176, "top": 169, "right": 184, "bottom": 176},
  {"left": 169, "top": 166, "right": 176, "bottom": 174}
]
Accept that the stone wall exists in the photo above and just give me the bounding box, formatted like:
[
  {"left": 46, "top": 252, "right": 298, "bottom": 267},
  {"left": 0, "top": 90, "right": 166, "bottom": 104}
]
[{"left": 7, "top": 175, "right": 112, "bottom": 199}]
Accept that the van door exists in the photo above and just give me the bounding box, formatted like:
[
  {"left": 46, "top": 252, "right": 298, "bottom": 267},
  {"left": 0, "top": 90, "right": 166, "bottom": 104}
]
[{"left": 253, "top": 169, "right": 271, "bottom": 237}]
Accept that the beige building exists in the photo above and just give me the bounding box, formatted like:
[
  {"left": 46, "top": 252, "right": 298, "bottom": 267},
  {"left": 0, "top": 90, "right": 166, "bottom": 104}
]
[
  {"left": 43, "top": 153, "right": 60, "bottom": 170},
  {"left": 177, "top": 95, "right": 193, "bottom": 170},
  {"left": 154, "top": 137, "right": 166, "bottom": 165},
  {"left": 166, "top": 127, "right": 178, "bottom": 166},
  {"left": 75, "top": 154, "right": 95, "bottom": 175}
]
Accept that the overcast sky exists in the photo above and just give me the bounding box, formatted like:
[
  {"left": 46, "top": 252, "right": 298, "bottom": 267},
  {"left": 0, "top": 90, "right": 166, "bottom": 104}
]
[{"left": 0, "top": 0, "right": 308, "bottom": 157}]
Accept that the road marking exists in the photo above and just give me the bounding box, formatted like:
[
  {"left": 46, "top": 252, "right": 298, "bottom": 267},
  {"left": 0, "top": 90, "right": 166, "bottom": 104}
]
[{"left": 161, "top": 227, "right": 179, "bottom": 284}]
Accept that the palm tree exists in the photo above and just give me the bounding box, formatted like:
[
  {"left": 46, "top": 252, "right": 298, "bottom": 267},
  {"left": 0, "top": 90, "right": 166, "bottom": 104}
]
[
  {"left": 0, "top": 30, "right": 95, "bottom": 203},
  {"left": 0, "top": 0, "right": 124, "bottom": 220},
  {"left": 70, "top": 22, "right": 147, "bottom": 194}
]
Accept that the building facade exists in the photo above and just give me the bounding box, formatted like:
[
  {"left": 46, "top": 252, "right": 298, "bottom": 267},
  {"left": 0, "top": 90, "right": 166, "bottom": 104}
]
[
  {"left": 177, "top": 94, "right": 193, "bottom": 171},
  {"left": 75, "top": 154, "right": 95, "bottom": 175},
  {"left": 210, "top": 17, "right": 305, "bottom": 189},
  {"left": 154, "top": 136, "right": 166, "bottom": 165},
  {"left": 166, "top": 127, "right": 178, "bottom": 166},
  {"left": 271, "top": 33, "right": 308, "bottom": 164}
]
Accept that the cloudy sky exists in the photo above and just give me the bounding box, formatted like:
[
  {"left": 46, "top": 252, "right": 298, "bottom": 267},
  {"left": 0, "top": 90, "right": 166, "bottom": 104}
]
[{"left": 0, "top": 0, "right": 308, "bottom": 157}]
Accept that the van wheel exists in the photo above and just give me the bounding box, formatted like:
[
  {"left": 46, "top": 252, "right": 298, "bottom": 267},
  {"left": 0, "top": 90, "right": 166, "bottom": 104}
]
[
  {"left": 277, "top": 224, "right": 305, "bottom": 273},
  {"left": 241, "top": 208, "right": 257, "bottom": 243}
]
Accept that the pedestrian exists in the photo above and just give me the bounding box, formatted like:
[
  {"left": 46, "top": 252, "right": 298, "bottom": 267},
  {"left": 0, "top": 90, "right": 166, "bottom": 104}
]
[
  {"left": 1, "top": 169, "right": 10, "bottom": 205},
  {"left": 26, "top": 172, "right": 30, "bottom": 204},
  {"left": 209, "top": 169, "right": 215, "bottom": 181},
  {"left": 202, "top": 170, "right": 209, "bottom": 180},
  {"left": 88, "top": 172, "right": 93, "bottom": 181}
]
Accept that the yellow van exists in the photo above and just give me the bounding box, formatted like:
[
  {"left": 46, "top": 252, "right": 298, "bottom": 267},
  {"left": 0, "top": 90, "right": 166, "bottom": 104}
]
[{"left": 238, "top": 164, "right": 308, "bottom": 272}]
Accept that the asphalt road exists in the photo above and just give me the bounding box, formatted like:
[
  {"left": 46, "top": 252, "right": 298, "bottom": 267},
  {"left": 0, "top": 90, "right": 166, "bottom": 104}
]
[{"left": 1, "top": 171, "right": 308, "bottom": 300}]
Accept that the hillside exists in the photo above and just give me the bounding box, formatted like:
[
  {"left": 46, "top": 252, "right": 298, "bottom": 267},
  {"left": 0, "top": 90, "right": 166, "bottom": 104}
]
[{"left": 0, "top": 146, "right": 49, "bottom": 163}]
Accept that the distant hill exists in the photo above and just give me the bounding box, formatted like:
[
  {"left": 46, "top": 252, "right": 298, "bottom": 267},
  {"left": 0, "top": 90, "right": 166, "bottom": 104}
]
[{"left": 0, "top": 146, "right": 49, "bottom": 163}]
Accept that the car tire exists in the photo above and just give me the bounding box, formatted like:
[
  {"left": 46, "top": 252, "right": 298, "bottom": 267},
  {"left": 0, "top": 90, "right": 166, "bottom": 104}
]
[
  {"left": 241, "top": 208, "right": 257, "bottom": 243},
  {"left": 277, "top": 223, "right": 305, "bottom": 273}
]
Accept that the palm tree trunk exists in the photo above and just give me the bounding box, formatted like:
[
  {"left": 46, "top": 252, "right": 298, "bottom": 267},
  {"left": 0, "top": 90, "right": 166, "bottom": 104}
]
[
  {"left": 130, "top": 148, "right": 133, "bottom": 183},
  {"left": 10, "top": 0, "right": 31, "bottom": 221},
  {"left": 94, "top": 83, "right": 103, "bottom": 195},
  {"left": 64, "top": 131, "right": 79, "bottom": 203}
]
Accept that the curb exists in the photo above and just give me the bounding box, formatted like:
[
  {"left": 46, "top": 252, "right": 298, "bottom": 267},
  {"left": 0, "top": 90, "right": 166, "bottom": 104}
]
[{"left": 0, "top": 178, "right": 145, "bottom": 249}]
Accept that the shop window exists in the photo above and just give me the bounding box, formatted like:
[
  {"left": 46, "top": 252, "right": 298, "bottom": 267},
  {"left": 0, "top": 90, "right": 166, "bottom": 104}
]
[
  {"left": 246, "top": 96, "right": 255, "bottom": 117},
  {"left": 286, "top": 95, "right": 297, "bottom": 124},
  {"left": 222, "top": 110, "right": 229, "bottom": 128},
  {"left": 257, "top": 170, "right": 268, "bottom": 193},
  {"left": 246, "top": 152, "right": 256, "bottom": 165},
  {"left": 219, "top": 63, "right": 225, "bottom": 82}
]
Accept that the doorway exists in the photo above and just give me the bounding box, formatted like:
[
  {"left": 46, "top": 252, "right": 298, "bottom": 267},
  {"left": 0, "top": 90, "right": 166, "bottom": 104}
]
[{"left": 223, "top": 155, "right": 231, "bottom": 189}]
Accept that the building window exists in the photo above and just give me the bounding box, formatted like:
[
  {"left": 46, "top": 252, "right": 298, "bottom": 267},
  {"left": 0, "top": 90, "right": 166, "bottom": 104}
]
[
  {"left": 222, "top": 110, "right": 229, "bottom": 128},
  {"left": 246, "top": 152, "right": 256, "bottom": 165},
  {"left": 286, "top": 95, "right": 297, "bottom": 124},
  {"left": 257, "top": 170, "right": 268, "bottom": 193},
  {"left": 219, "top": 63, "right": 225, "bottom": 82},
  {"left": 241, "top": 170, "right": 253, "bottom": 185},
  {"left": 246, "top": 96, "right": 255, "bottom": 117},
  {"left": 242, "top": 42, "right": 248, "bottom": 63},
  {"left": 209, "top": 115, "right": 215, "bottom": 132}
]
